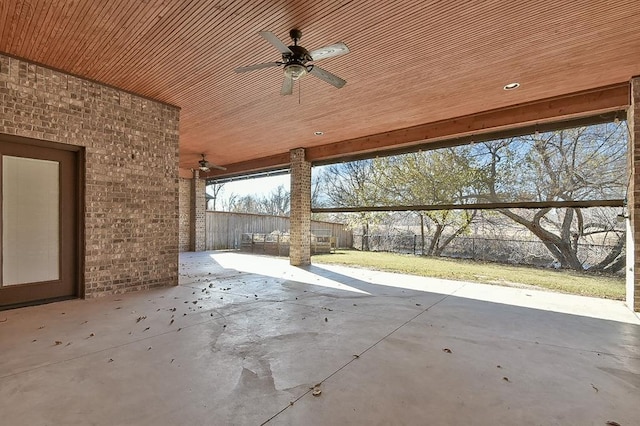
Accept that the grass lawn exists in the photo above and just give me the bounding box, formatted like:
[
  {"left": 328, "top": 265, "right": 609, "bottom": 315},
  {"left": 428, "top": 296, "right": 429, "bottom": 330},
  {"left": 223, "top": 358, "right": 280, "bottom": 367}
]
[{"left": 312, "top": 250, "right": 625, "bottom": 300}]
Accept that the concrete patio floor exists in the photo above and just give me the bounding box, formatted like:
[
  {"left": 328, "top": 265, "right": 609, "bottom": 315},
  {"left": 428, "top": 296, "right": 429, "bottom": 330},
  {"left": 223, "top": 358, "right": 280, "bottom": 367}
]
[{"left": 1, "top": 251, "right": 639, "bottom": 426}]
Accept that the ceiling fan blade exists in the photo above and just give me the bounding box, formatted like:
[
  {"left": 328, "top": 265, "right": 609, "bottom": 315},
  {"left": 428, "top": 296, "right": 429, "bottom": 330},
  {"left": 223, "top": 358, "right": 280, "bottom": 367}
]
[
  {"left": 234, "top": 62, "right": 281, "bottom": 73},
  {"left": 259, "top": 31, "right": 292, "bottom": 54},
  {"left": 281, "top": 75, "right": 294, "bottom": 96},
  {"left": 309, "top": 42, "right": 350, "bottom": 61},
  {"left": 207, "top": 163, "right": 227, "bottom": 171},
  {"left": 309, "top": 66, "right": 346, "bottom": 88}
]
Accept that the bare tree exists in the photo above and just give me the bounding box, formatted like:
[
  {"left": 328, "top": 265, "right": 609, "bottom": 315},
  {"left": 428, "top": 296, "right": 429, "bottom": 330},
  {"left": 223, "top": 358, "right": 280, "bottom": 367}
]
[
  {"left": 319, "top": 160, "right": 387, "bottom": 250},
  {"left": 477, "top": 122, "right": 627, "bottom": 271},
  {"left": 259, "top": 184, "right": 290, "bottom": 216},
  {"left": 206, "top": 182, "right": 225, "bottom": 211}
]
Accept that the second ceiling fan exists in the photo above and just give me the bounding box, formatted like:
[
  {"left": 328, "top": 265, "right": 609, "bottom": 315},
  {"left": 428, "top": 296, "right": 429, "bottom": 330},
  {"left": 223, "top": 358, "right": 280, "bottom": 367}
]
[{"left": 234, "top": 29, "right": 350, "bottom": 95}]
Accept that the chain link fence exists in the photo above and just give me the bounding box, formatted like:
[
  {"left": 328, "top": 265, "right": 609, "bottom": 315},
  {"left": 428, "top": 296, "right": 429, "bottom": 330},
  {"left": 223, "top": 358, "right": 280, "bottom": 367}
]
[{"left": 352, "top": 233, "right": 623, "bottom": 272}]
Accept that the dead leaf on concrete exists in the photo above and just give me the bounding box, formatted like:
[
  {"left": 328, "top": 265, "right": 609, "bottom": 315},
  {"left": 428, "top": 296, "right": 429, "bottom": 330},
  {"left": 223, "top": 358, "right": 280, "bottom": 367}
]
[
  {"left": 312, "top": 386, "right": 322, "bottom": 396},
  {"left": 503, "top": 377, "right": 510, "bottom": 382},
  {"left": 443, "top": 348, "right": 452, "bottom": 353},
  {"left": 591, "top": 383, "right": 599, "bottom": 392}
]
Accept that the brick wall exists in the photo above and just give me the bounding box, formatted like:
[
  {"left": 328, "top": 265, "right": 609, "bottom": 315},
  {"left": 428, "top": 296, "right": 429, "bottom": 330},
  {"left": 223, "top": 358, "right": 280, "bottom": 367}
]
[
  {"left": 179, "top": 177, "right": 191, "bottom": 252},
  {"left": 178, "top": 172, "right": 205, "bottom": 253},
  {"left": 629, "top": 78, "right": 640, "bottom": 311},
  {"left": 0, "top": 54, "right": 180, "bottom": 297},
  {"left": 289, "top": 148, "right": 311, "bottom": 265},
  {"left": 190, "top": 171, "right": 206, "bottom": 251}
]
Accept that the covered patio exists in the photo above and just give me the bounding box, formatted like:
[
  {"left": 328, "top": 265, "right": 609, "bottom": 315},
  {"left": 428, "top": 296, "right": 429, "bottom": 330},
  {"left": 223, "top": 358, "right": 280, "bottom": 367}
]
[{"left": 1, "top": 252, "right": 638, "bottom": 425}]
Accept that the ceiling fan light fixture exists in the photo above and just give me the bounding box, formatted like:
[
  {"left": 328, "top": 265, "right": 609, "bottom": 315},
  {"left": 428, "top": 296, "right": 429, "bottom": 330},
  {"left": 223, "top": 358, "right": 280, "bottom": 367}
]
[{"left": 284, "top": 63, "right": 307, "bottom": 80}]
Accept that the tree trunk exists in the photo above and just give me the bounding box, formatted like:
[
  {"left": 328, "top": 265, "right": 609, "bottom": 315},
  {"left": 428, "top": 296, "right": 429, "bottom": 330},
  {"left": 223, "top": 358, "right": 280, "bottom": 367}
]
[
  {"left": 427, "top": 224, "right": 443, "bottom": 255},
  {"left": 498, "top": 208, "right": 584, "bottom": 270},
  {"left": 433, "top": 211, "right": 477, "bottom": 256},
  {"left": 363, "top": 222, "right": 370, "bottom": 251},
  {"left": 419, "top": 213, "right": 425, "bottom": 256},
  {"left": 592, "top": 234, "right": 625, "bottom": 272}
]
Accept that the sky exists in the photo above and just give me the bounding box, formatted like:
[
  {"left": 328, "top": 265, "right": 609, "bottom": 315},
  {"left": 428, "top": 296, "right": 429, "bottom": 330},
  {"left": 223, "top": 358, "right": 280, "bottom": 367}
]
[
  {"left": 207, "top": 166, "right": 328, "bottom": 206},
  {"left": 223, "top": 174, "right": 290, "bottom": 197},
  {"left": 207, "top": 173, "right": 291, "bottom": 208}
]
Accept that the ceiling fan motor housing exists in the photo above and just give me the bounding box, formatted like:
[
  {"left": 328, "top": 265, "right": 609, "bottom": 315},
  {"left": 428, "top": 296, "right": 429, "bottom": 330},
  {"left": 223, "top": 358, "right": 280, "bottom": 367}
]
[
  {"left": 282, "top": 44, "right": 312, "bottom": 80},
  {"left": 283, "top": 45, "right": 312, "bottom": 63},
  {"left": 289, "top": 28, "right": 303, "bottom": 42}
]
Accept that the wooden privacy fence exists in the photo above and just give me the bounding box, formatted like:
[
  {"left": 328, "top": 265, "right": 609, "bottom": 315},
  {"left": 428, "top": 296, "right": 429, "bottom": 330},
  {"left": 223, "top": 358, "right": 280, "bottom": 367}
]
[{"left": 205, "top": 211, "right": 352, "bottom": 251}]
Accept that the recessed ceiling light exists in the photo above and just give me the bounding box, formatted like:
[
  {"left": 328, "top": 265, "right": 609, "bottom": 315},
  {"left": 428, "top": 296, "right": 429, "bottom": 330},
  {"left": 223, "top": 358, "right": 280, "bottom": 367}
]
[
  {"left": 503, "top": 82, "right": 520, "bottom": 90},
  {"left": 314, "top": 131, "right": 324, "bottom": 136}
]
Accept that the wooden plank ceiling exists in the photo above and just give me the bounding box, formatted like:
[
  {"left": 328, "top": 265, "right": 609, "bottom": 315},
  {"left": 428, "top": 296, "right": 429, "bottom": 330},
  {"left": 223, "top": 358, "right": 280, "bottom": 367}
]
[{"left": 1, "top": 0, "right": 639, "bottom": 176}]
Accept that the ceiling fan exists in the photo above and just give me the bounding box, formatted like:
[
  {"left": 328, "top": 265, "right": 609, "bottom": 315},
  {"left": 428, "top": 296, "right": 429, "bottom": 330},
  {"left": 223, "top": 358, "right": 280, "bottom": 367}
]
[
  {"left": 198, "top": 154, "right": 226, "bottom": 172},
  {"left": 234, "top": 29, "right": 349, "bottom": 95}
]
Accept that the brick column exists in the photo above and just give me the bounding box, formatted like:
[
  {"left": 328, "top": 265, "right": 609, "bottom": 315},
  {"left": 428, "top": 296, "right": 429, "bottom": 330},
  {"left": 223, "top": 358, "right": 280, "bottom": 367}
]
[
  {"left": 290, "top": 148, "right": 311, "bottom": 265},
  {"left": 190, "top": 169, "right": 206, "bottom": 251},
  {"left": 628, "top": 78, "right": 640, "bottom": 311}
]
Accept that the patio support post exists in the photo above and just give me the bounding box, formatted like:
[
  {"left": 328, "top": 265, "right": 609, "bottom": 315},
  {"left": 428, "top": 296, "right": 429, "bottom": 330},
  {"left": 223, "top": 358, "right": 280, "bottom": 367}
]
[
  {"left": 627, "top": 77, "right": 640, "bottom": 311},
  {"left": 290, "top": 148, "right": 311, "bottom": 265},
  {"left": 190, "top": 169, "right": 206, "bottom": 251}
]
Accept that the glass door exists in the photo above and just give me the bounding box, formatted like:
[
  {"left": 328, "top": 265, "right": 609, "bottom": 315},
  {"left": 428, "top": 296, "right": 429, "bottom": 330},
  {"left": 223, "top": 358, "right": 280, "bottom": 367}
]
[{"left": 0, "top": 138, "right": 78, "bottom": 308}]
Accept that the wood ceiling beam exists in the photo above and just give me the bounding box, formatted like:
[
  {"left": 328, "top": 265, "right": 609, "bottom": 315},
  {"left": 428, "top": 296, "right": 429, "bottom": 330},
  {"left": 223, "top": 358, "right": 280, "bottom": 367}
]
[
  {"left": 202, "top": 152, "right": 290, "bottom": 179},
  {"left": 204, "top": 83, "right": 629, "bottom": 179},
  {"left": 306, "top": 83, "right": 629, "bottom": 163}
]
